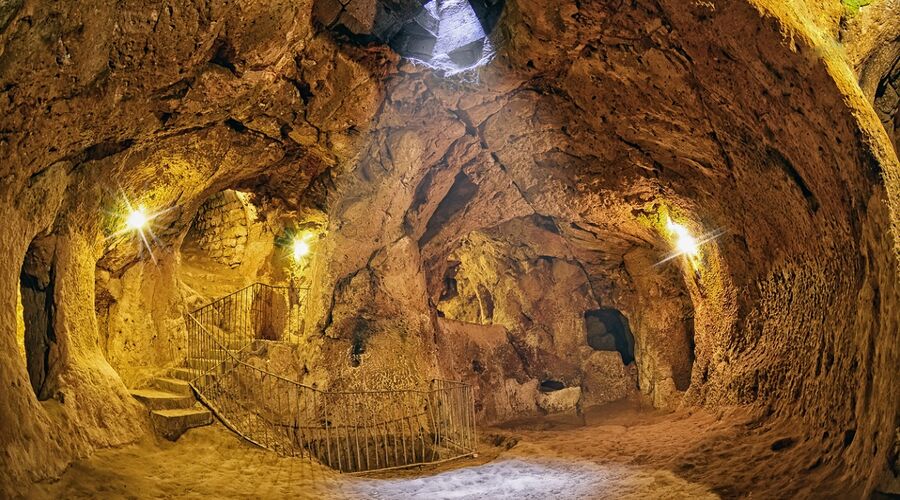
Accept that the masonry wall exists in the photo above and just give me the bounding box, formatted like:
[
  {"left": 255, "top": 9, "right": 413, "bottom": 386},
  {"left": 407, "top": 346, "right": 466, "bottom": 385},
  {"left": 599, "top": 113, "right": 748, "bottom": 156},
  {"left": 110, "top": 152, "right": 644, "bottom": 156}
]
[{"left": 185, "top": 190, "right": 251, "bottom": 268}]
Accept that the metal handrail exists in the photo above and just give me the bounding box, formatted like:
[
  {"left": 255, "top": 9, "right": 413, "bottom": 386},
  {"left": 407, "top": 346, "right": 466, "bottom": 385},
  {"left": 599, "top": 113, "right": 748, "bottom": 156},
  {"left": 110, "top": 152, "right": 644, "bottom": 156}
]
[
  {"left": 190, "top": 281, "right": 309, "bottom": 315},
  {"left": 184, "top": 313, "right": 473, "bottom": 397},
  {"left": 185, "top": 313, "right": 318, "bottom": 390},
  {"left": 182, "top": 286, "right": 477, "bottom": 473}
]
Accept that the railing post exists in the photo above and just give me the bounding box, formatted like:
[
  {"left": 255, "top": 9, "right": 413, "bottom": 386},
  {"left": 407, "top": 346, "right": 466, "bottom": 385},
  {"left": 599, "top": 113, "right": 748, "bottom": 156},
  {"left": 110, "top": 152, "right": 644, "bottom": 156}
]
[
  {"left": 184, "top": 284, "right": 475, "bottom": 474},
  {"left": 323, "top": 393, "right": 333, "bottom": 469}
]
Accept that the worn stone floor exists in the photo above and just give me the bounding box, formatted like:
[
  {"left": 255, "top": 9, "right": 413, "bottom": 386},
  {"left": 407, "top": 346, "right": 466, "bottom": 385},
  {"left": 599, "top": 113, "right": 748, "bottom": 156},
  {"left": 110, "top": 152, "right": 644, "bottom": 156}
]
[{"left": 27, "top": 399, "right": 843, "bottom": 499}]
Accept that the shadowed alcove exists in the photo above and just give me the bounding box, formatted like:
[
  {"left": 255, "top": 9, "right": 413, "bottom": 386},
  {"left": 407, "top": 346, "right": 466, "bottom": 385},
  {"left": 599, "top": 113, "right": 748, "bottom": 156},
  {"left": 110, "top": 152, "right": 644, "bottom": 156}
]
[
  {"left": 18, "top": 236, "right": 56, "bottom": 400},
  {"left": 585, "top": 308, "right": 635, "bottom": 365}
]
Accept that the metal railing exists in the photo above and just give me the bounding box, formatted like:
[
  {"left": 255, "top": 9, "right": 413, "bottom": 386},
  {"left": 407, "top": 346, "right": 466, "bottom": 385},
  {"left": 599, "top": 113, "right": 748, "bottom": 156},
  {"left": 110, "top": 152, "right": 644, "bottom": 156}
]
[
  {"left": 182, "top": 287, "right": 477, "bottom": 473},
  {"left": 188, "top": 282, "right": 307, "bottom": 356}
]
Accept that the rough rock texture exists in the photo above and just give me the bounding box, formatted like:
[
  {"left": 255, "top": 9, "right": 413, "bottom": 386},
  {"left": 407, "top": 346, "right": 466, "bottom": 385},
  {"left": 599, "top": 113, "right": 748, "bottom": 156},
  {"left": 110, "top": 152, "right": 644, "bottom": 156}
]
[
  {"left": 1, "top": 0, "right": 899, "bottom": 497},
  {"left": 536, "top": 386, "right": 582, "bottom": 414},
  {"left": 0, "top": 0, "right": 388, "bottom": 493},
  {"left": 184, "top": 190, "right": 251, "bottom": 268},
  {"left": 581, "top": 351, "right": 637, "bottom": 407}
]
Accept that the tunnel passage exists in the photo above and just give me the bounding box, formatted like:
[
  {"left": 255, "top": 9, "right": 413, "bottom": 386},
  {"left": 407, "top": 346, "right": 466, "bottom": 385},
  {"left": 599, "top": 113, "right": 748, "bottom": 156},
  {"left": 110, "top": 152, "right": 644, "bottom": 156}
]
[
  {"left": 585, "top": 308, "right": 635, "bottom": 365},
  {"left": 1, "top": 0, "right": 898, "bottom": 496},
  {"left": 19, "top": 236, "right": 56, "bottom": 400},
  {"left": 173, "top": 187, "right": 313, "bottom": 346}
]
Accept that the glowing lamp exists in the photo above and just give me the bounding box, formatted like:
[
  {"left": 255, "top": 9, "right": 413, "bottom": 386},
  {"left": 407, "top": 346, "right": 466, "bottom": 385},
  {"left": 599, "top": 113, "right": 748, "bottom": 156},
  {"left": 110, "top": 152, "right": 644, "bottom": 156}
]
[
  {"left": 126, "top": 209, "right": 148, "bottom": 230},
  {"left": 667, "top": 219, "right": 698, "bottom": 257},
  {"left": 292, "top": 238, "right": 310, "bottom": 261}
]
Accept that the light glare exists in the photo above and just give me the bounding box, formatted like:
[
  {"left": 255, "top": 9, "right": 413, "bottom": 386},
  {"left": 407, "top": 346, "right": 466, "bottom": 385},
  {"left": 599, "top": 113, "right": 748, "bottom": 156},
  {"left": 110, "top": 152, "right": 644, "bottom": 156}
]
[
  {"left": 667, "top": 219, "right": 699, "bottom": 257},
  {"left": 292, "top": 238, "right": 310, "bottom": 261},
  {"left": 126, "top": 209, "right": 148, "bottom": 230}
]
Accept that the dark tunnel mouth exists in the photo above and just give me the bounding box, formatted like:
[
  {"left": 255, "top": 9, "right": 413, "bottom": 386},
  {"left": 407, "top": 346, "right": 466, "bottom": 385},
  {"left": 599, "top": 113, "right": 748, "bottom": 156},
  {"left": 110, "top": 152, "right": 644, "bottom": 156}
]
[
  {"left": 19, "top": 238, "right": 56, "bottom": 400},
  {"left": 584, "top": 308, "right": 635, "bottom": 365},
  {"left": 539, "top": 379, "right": 566, "bottom": 393}
]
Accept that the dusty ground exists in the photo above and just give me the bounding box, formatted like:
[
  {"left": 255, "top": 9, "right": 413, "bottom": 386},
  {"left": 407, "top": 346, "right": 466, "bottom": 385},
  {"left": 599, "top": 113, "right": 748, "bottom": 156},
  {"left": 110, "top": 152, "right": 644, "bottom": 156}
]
[{"left": 28, "top": 399, "right": 834, "bottom": 499}]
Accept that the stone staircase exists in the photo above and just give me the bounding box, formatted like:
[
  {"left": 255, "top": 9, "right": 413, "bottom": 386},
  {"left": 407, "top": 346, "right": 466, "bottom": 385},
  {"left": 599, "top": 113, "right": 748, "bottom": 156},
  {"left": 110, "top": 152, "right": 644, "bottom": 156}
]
[
  {"left": 131, "top": 371, "right": 213, "bottom": 440},
  {"left": 130, "top": 337, "right": 251, "bottom": 440}
]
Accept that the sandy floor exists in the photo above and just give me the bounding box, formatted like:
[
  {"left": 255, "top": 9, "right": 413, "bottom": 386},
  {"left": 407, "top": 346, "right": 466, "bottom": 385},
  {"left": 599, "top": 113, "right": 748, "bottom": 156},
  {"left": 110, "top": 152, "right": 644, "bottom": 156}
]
[{"left": 27, "top": 399, "right": 844, "bottom": 499}]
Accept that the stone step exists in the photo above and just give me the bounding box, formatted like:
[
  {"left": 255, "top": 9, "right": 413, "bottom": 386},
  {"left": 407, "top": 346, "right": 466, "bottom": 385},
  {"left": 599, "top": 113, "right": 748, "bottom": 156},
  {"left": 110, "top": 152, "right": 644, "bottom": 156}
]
[
  {"left": 169, "top": 367, "right": 220, "bottom": 387},
  {"left": 151, "top": 377, "right": 193, "bottom": 397},
  {"left": 169, "top": 367, "right": 202, "bottom": 382},
  {"left": 150, "top": 406, "right": 213, "bottom": 440},
  {"left": 185, "top": 358, "right": 222, "bottom": 370},
  {"left": 130, "top": 389, "right": 196, "bottom": 410}
]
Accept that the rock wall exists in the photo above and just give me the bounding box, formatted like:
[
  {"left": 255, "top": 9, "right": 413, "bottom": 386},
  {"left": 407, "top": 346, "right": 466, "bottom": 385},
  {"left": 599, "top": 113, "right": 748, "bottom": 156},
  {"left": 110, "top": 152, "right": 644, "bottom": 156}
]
[
  {"left": 0, "top": 165, "right": 149, "bottom": 498},
  {"left": 97, "top": 250, "right": 186, "bottom": 388},
  {"left": 184, "top": 190, "right": 251, "bottom": 268},
  {"left": 0, "top": 0, "right": 899, "bottom": 497},
  {"left": 0, "top": 0, "right": 386, "bottom": 494},
  {"left": 875, "top": 58, "right": 900, "bottom": 155}
]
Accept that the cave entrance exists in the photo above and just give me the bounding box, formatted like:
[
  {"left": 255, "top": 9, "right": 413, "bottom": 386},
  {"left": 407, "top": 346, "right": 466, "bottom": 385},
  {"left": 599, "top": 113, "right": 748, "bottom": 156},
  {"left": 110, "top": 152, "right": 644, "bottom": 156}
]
[
  {"left": 585, "top": 308, "right": 635, "bottom": 365},
  {"left": 539, "top": 379, "right": 566, "bottom": 392},
  {"left": 178, "top": 189, "right": 260, "bottom": 300},
  {"left": 386, "top": 0, "right": 507, "bottom": 73},
  {"left": 19, "top": 237, "right": 56, "bottom": 400}
]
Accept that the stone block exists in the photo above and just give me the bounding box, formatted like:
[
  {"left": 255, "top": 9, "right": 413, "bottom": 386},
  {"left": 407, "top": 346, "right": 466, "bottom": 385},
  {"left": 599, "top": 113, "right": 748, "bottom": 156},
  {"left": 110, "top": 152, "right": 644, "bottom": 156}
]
[
  {"left": 390, "top": 31, "right": 436, "bottom": 61},
  {"left": 537, "top": 386, "right": 581, "bottom": 413},
  {"left": 503, "top": 378, "right": 540, "bottom": 415},
  {"left": 313, "top": 0, "right": 343, "bottom": 26},
  {"left": 581, "top": 351, "right": 633, "bottom": 407},
  {"left": 339, "top": 0, "right": 377, "bottom": 35}
]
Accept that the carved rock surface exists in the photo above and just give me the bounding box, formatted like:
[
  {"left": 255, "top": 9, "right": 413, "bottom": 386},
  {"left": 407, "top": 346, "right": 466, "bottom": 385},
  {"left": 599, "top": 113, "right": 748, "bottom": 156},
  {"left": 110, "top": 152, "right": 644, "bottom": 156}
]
[
  {"left": 537, "top": 387, "right": 582, "bottom": 414},
  {"left": 0, "top": 0, "right": 898, "bottom": 498},
  {"left": 581, "top": 351, "right": 637, "bottom": 407}
]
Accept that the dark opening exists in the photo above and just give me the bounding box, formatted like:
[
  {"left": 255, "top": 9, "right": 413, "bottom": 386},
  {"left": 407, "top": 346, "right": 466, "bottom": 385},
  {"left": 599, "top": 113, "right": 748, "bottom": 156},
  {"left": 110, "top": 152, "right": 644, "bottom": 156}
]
[
  {"left": 539, "top": 379, "right": 565, "bottom": 392},
  {"left": 224, "top": 118, "right": 246, "bottom": 133},
  {"left": 350, "top": 317, "right": 369, "bottom": 367},
  {"left": 210, "top": 37, "right": 239, "bottom": 75},
  {"left": 439, "top": 261, "right": 461, "bottom": 301},
  {"left": 251, "top": 288, "right": 288, "bottom": 341},
  {"left": 20, "top": 237, "right": 56, "bottom": 400},
  {"left": 585, "top": 308, "right": 635, "bottom": 365},
  {"left": 843, "top": 429, "right": 857, "bottom": 448},
  {"left": 676, "top": 316, "right": 695, "bottom": 391}
]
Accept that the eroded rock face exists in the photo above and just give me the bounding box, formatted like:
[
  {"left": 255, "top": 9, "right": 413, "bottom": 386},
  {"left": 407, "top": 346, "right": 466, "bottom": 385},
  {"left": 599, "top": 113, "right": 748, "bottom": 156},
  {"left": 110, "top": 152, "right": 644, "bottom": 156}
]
[
  {"left": 582, "top": 351, "right": 637, "bottom": 407},
  {"left": 0, "top": 0, "right": 899, "bottom": 497},
  {"left": 184, "top": 190, "right": 252, "bottom": 268},
  {"left": 537, "top": 386, "right": 581, "bottom": 414}
]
